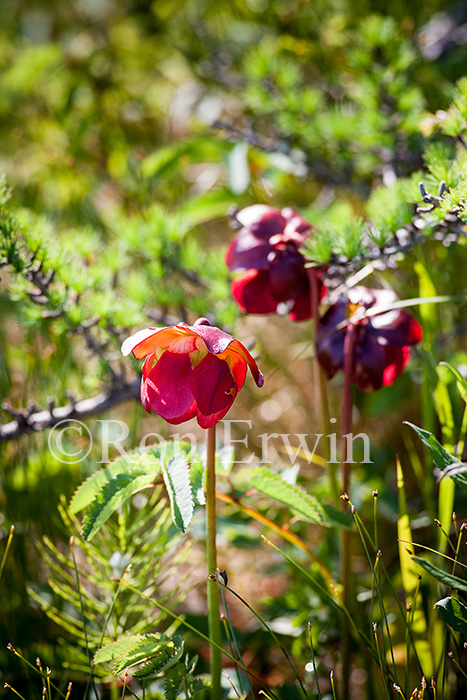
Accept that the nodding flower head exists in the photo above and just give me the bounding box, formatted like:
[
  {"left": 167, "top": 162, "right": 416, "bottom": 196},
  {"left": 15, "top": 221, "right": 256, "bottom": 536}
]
[
  {"left": 122, "top": 318, "right": 263, "bottom": 428},
  {"left": 226, "top": 205, "right": 326, "bottom": 322},
  {"left": 316, "top": 287, "right": 423, "bottom": 391}
]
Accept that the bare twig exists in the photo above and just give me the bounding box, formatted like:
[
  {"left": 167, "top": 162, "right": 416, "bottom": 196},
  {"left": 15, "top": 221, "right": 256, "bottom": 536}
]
[{"left": 0, "top": 379, "right": 140, "bottom": 442}]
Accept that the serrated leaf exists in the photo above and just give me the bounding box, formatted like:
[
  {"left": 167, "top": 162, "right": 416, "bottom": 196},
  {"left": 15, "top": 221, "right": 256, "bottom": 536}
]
[
  {"left": 413, "top": 557, "right": 467, "bottom": 594},
  {"left": 70, "top": 449, "right": 162, "bottom": 513},
  {"left": 250, "top": 468, "right": 324, "bottom": 524},
  {"left": 190, "top": 454, "right": 205, "bottom": 505},
  {"left": 404, "top": 422, "right": 467, "bottom": 494},
  {"left": 164, "top": 663, "right": 187, "bottom": 700},
  {"left": 162, "top": 453, "right": 194, "bottom": 533},
  {"left": 108, "top": 633, "right": 184, "bottom": 677},
  {"left": 434, "top": 596, "right": 467, "bottom": 633},
  {"left": 94, "top": 635, "right": 148, "bottom": 665},
  {"left": 82, "top": 472, "right": 156, "bottom": 541}
]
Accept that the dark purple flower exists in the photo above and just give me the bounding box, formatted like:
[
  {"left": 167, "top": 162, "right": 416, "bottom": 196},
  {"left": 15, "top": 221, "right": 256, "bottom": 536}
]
[
  {"left": 225, "top": 205, "right": 325, "bottom": 321},
  {"left": 316, "top": 287, "right": 423, "bottom": 391},
  {"left": 122, "top": 318, "right": 263, "bottom": 428}
]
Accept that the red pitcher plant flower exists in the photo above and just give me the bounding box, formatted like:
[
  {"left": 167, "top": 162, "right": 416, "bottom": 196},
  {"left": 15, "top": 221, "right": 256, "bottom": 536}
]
[
  {"left": 316, "top": 287, "right": 423, "bottom": 391},
  {"left": 226, "top": 205, "right": 326, "bottom": 321},
  {"left": 122, "top": 318, "right": 264, "bottom": 427}
]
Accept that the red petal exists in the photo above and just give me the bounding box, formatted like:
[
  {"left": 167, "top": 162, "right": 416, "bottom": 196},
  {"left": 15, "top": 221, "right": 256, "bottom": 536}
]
[
  {"left": 162, "top": 401, "right": 197, "bottom": 425},
  {"left": 268, "top": 249, "right": 308, "bottom": 303},
  {"left": 190, "top": 353, "right": 236, "bottom": 416},
  {"left": 231, "top": 270, "right": 278, "bottom": 314},
  {"left": 382, "top": 346, "right": 410, "bottom": 386},
  {"left": 236, "top": 205, "right": 286, "bottom": 238},
  {"left": 196, "top": 402, "right": 234, "bottom": 428},
  {"left": 145, "top": 351, "right": 195, "bottom": 420},
  {"left": 225, "top": 229, "right": 271, "bottom": 271},
  {"left": 289, "top": 291, "right": 312, "bottom": 321}
]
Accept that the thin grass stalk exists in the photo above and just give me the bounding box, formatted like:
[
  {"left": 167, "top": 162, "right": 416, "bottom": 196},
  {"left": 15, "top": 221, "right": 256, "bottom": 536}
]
[
  {"left": 354, "top": 514, "right": 425, "bottom": 677},
  {"left": 206, "top": 424, "right": 222, "bottom": 699},
  {"left": 219, "top": 585, "right": 254, "bottom": 698},
  {"left": 0, "top": 525, "right": 14, "bottom": 582},
  {"left": 308, "top": 621, "right": 322, "bottom": 700},
  {"left": 118, "top": 578, "right": 281, "bottom": 698},
  {"left": 350, "top": 505, "right": 398, "bottom": 685},
  {"left": 373, "top": 623, "right": 392, "bottom": 700},
  {"left": 84, "top": 565, "right": 130, "bottom": 700},
  {"left": 70, "top": 538, "right": 98, "bottom": 700},
  {"left": 223, "top": 583, "right": 308, "bottom": 698},
  {"left": 6, "top": 646, "right": 65, "bottom": 698}
]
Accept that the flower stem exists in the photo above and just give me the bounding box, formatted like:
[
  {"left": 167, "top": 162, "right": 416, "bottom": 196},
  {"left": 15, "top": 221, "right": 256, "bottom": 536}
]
[
  {"left": 309, "top": 268, "right": 339, "bottom": 507},
  {"left": 340, "top": 321, "right": 356, "bottom": 699},
  {"left": 206, "top": 424, "right": 222, "bottom": 699}
]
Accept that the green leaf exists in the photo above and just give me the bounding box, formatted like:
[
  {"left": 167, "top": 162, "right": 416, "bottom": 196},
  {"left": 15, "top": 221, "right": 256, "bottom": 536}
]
[
  {"left": 404, "top": 421, "right": 467, "bottom": 494},
  {"left": 94, "top": 635, "right": 146, "bottom": 665},
  {"left": 189, "top": 454, "right": 205, "bottom": 506},
  {"left": 70, "top": 450, "right": 163, "bottom": 514},
  {"left": 250, "top": 468, "right": 323, "bottom": 524},
  {"left": 164, "top": 663, "right": 187, "bottom": 700},
  {"left": 161, "top": 453, "right": 194, "bottom": 533},
  {"left": 413, "top": 557, "right": 467, "bottom": 594},
  {"left": 439, "top": 362, "right": 467, "bottom": 404},
  {"left": 434, "top": 596, "right": 467, "bottom": 634},
  {"left": 95, "top": 633, "right": 184, "bottom": 678},
  {"left": 82, "top": 472, "right": 157, "bottom": 541}
]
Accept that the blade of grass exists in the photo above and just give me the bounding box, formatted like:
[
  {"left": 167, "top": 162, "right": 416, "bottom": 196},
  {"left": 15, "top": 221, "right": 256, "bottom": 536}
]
[{"left": 0, "top": 525, "right": 14, "bottom": 582}]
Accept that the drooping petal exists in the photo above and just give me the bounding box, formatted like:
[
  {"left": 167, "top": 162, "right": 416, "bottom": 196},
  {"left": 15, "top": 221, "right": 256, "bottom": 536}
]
[
  {"left": 282, "top": 207, "right": 314, "bottom": 235},
  {"left": 185, "top": 323, "right": 236, "bottom": 355},
  {"left": 368, "top": 309, "right": 423, "bottom": 347},
  {"left": 162, "top": 400, "right": 197, "bottom": 425},
  {"left": 124, "top": 326, "right": 195, "bottom": 359},
  {"left": 145, "top": 351, "right": 195, "bottom": 420},
  {"left": 190, "top": 353, "right": 236, "bottom": 416},
  {"left": 121, "top": 328, "right": 162, "bottom": 357},
  {"left": 141, "top": 378, "right": 152, "bottom": 413},
  {"left": 352, "top": 336, "right": 387, "bottom": 391},
  {"left": 288, "top": 290, "right": 312, "bottom": 321},
  {"left": 382, "top": 346, "right": 411, "bottom": 386},
  {"left": 196, "top": 402, "right": 235, "bottom": 429},
  {"left": 268, "top": 249, "right": 309, "bottom": 303},
  {"left": 225, "top": 229, "right": 271, "bottom": 271},
  {"left": 236, "top": 205, "right": 286, "bottom": 238},
  {"left": 231, "top": 269, "right": 279, "bottom": 315},
  {"left": 316, "top": 327, "right": 346, "bottom": 379},
  {"left": 218, "top": 340, "right": 263, "bottom": 388}
]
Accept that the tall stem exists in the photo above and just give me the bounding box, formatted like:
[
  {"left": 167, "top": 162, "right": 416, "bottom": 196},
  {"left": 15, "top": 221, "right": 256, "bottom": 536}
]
[
  {"left": 340, "top": 322, "right": 356, "bottom": 699},
  {"left": 309, "top": 268, "right": 339, "bottom": 506},
  {"left": 206, "top": 424, "right": 222, "bottom": 699}
]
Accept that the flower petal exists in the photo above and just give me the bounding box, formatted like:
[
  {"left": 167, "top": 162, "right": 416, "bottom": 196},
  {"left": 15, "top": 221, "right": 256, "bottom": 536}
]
[
  {"left": 196, "top": 402, "right": 234, "bottom": 429},
  {"left": 231, "top": 269, "right": 279, "bottom": 315},
  {"left": 145, "top": 351, "right": 195, "bottom": 420},
  {"left": 236, "top": 205, "right": 286, "bottom": 238},
  {"left": 268, "top": 249, "right": 308, "bottom": 303},
  {"left": 190, "top": 353, "right": 236, "bottom": 416},
  {"left": 225, "top": 229, "right": 271, "bottom": 271},
  {"left": 368, "top": 310, "right": 423, "bottom": 347},
  {"left": 288, "top": 291, "right": 312, "bottom": 321},
  {"left": 352, "top": 337, "right": 387, "bottom": 391},
  {"left": 382, "top": 346, "right": 410, "bottom": 386}
]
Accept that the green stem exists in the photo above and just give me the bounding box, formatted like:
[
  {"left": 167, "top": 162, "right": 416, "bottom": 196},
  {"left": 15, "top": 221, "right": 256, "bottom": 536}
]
[
  {"left": 206, "top": 424, "right": 222, "bottom": 699},
  {"left": 340, "top": 322, "right": 356, "bottom": 699}
]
